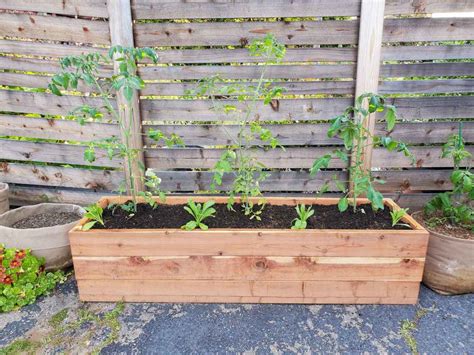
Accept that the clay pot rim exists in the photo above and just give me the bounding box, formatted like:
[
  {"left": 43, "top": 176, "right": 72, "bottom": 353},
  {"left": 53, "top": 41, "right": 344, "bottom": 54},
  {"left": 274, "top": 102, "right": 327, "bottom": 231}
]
[{"left": 412, "top": 210, "right": 474, "bottom": 245}]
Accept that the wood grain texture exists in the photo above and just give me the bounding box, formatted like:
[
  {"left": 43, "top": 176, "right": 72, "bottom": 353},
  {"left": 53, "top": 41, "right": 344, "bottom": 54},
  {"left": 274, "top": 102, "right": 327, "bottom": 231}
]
[
  {"left": 132, "top": 0, "right": 362, "bottom": 19},
  {"left": 138, "top": 64, "right": 355, "bottom": 80},
  {"left": 0, "top": 90, "right": 115, "bottom": 117},
  {"left": 76, "top": 280, "right": 420, "bottom": 304},
  {"left": 0, "top": 163, "right": 121, "bottom": 190},
  {"left": 353, "top": 0, "right": 385, "bottom": 178},
  {"left": 0, "top": 0, "right": 109, "bottom": 18},
  {"left": 0, "top": 13, "right": 110, "bottom": 44},
  {"left": 0, "top": 115, "right": 119, "bottom": 141},
  {"left": 0, "top": 39, "right": 108, "bottom": 58},
  {"left": 142, "top": 121, "right": 473, "bottom": 147},
  {"left": 139, "top": 96, "right": 474, "bottom": 122},
  {"left": 134, "top": 18, "right": 473, "bottom": 47},
  {"left": 131, "top": 0, "right": 474, "bottom": 19},
  {"left": 108, "top": 0, "right": 145, "bottom": 193},
  {"left": 73, "top": 256, "right": 425, "bottom": 281},
  {"left": 134, "top": 20, "right": 359, "bottom": 47},
  {"left": 0, "top": 140, "right": 121, "bottom": 167}
]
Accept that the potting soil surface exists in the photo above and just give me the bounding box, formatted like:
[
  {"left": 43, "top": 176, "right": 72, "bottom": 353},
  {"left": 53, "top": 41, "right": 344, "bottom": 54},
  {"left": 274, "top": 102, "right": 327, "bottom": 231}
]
[
  {"left": 11, "top": 212, "right": 82, "bottom": 229},
  {"left": 97, "top": 203, "right": 411, "bottom": 230}
]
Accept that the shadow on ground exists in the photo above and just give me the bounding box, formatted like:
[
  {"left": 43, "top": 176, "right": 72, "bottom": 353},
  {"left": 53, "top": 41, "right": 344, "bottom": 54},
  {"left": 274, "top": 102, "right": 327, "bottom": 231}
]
[{"left": 0, "top": 276, "right": 472, "bottom": 354}]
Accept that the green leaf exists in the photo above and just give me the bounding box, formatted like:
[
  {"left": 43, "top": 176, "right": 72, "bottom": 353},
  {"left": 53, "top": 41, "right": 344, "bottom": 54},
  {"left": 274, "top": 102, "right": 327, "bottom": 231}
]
[
  {"left": 83, "top": 147, "right": 96, "bottom": 163},
  {"left": 183, "top": 221, "right": 197, "bottom": 231},
  {"left": 310, "top": 155, "right": 331, "bottom": 176},
  {"left": 338, "top": 197, "right": 349, "bottom": 212},
  {"left": 82, "top": 221, "right": 97, "bottom": 231},
  {"left": 48, "top": 84, "right": 62, "bottom": 96},
  {"left": 199, "top": 223, "right": 209, "bottom": 230},
  {"left": 385, "top": 106, "right": 397, "bottom": 131},
  {"left": 123, "top": 86, "right": 133, "bottom": 101}
]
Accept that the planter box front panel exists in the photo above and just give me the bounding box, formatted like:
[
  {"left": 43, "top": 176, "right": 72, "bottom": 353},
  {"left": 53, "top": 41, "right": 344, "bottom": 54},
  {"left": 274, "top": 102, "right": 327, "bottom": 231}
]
[{"left": 70, "top": 197, "right": 429, "bottom": 304}]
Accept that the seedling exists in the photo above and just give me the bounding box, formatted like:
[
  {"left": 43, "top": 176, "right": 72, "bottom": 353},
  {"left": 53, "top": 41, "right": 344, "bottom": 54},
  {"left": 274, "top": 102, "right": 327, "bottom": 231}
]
[
  {"left": 182, "top": 200, "right": 216, "bottom": 231},
  {"left": 390, "top": 208, "right": 410, "bottom": 227},
  {"left": 187, "top": 34, "right": 286, "bottom": 220},
  {"left": 310, "top": 93, "right": 413, "bottom": 213},
  {"left": 81, "top": 204, "right": 104, "bottom": 231},
  {"left": 425, "top": 124, "right": 473, "bottom": 230},
  {"left": 291, "top": 204, "right": 315, "bottom": 230}
]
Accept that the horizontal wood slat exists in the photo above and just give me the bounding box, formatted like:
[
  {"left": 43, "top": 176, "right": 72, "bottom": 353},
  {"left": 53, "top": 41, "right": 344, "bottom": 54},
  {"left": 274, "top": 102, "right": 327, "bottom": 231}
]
[
  {"left": 0, "top": 90, "right": 115, "bottom": 116},
  {"left": 141, "top": 81, "right": 355, "bottom": 96},
  {"left": 0, "top": 13, "right": 110, "bottom": 44},
  {"left": 134, "top": 20, "right": 360, "bottom": 47},
  {"left": 383, "top": 18, "right": 474, "bottom": 43},
  {"left": 0, "top": 115, "right": 119, "bottom": 141},
  {"left": 138, "top": 64, "right": 355, "bottom": 80},
  {"left": 6, "top": 183, "right": 437, "bottom": 211},
  {"left": 131, "top": 0, "right": 474, "bottom": 19},
  {"left": 0, "top": 39, "right": 107, "bottom": 58},
  {"left": 0, "top": 140, "right": 121, "bottom": 167},
  {"left": 140, "top": 97, "right": 474, "bottom": 122},
  {"left": 76, "top": 279, "right": 420, "bottom": 303},
  {"left": 0, "top": 163, "right": 120, "bottom": 190},
  {"left": 73, "top": 256, "right": 424, "bottom": 281},
  {"left": 134, "top": 168, "right": 459, "bottom": 193},
  {"left": 134, "top": 18, "right": 473, "bottom": 47},
  {"left": 132, "top": 0, "right": 362, "bottom": 19},
  {"left": 69, "top": 230, "right": 428, "bottom": 257},
  {"left": 143, "top": 121, "right": 473, "bottom": 147},
  {"left": 142, "top": 79, "right": 474, "bottom": 97},
  {"left": 0, "top": 0, "right": 109, "bottom": 18}
]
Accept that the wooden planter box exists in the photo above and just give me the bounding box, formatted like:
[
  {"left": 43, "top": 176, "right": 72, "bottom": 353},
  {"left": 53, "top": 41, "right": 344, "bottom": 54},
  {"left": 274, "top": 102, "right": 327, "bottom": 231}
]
[{"left": 69, "top": 197, "right": 429, "bottom": 304}]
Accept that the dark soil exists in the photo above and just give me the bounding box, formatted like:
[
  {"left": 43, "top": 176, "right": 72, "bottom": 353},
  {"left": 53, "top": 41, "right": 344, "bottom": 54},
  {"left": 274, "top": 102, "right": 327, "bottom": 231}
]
[
  {"left": 413, "top": 211, "right": 473, "bottom": 240},
  {"left": 11, "top": 212, "right": 82, "bottom": 229},
  {"left": 95, "top": 203, "right": 411, "bottom": 230}
]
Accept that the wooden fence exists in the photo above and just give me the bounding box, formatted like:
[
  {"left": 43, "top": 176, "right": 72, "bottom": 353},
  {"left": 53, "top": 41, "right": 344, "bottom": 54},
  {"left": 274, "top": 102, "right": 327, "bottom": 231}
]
[{"left": 0, "top": 0, "right": 473, "bottom": 209}]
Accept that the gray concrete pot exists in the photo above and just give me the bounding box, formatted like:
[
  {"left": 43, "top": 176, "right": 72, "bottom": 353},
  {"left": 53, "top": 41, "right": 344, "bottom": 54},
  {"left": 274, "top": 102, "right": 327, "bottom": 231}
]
[
  {"left": 0, "top": 182, "right": 8, "bottom": 214},
  {"left": 0, "top": 203, "right": 84, "bottom": 271},
  {"left": 413, "top": 211, "right": 474, "bottom": 295}
]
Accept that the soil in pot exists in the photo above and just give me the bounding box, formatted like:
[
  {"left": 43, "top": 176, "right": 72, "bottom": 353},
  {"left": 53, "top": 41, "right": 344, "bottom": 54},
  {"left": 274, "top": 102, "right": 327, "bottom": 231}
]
[
  {"left": 95, "top": 203, "right": 411, "bottom": 230},
  {"left": 11, "top": 212, "right": 83, "bottom": 229},
  {"left": 415, "top": 211, "right": 473, "bottom": 240}
]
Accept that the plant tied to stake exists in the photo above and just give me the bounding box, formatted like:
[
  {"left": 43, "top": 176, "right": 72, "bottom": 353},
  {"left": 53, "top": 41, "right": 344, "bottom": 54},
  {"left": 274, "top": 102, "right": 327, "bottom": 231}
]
[
  {"left": 310, "top": 93, "right": 413, "bottom": 213},
  {"left": 49, "top": 46, "right": 183, "bottom": 221},
  {"left": 186, "top": 34, "right": 286, "bottom": 220}
]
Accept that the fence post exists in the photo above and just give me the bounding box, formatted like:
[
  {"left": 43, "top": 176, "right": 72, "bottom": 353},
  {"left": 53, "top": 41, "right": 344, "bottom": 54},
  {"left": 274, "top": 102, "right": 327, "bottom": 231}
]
[
  {"left": 351, "top": 0, "right": 385, "bottom": 191},
  {"left": 107, "top": 0, "right": 145, "bottom": 193}
]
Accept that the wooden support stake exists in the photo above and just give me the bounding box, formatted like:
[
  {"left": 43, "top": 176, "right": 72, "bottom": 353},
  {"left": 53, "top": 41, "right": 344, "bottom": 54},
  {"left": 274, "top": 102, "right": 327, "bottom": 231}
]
[
  {"left": 107, "top": 0, "right": 145, "bottom": 193},
  {"left": 351, "top": 0, "right": 385, "bottom": 190}
]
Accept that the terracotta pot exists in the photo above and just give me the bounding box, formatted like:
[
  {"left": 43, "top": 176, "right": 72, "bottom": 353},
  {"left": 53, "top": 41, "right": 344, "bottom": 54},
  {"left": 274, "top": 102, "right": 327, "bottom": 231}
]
[
  {"left": 0, "top": 203, "right": 84, "bottom": 271},
  {"left": 412, "top": 211, "right": 474, "bottom": 295},
  {"left": 0, "top": 182, "right": 8, "bottom": 214}
]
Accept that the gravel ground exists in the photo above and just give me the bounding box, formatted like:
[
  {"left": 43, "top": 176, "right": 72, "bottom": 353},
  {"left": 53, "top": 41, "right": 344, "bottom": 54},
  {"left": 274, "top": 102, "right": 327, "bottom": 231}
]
[{"left": 0, "top": 277, "right": 472, "bottom": 354}]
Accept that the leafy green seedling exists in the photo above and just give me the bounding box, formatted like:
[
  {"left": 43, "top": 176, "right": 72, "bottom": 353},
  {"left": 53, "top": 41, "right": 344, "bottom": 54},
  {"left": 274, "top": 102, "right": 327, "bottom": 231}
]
[
  {"left": 390, "top": 208, "right": 410, "bottom": 227},
  {"left": 187, "top": 34, "right": 286, "bottom": 220},
  {"left": 291, "top": 204, "right": 315, "bottom": 230},
  {"left": 182, "top": 200, "right": 216, "bottom": 231},
  {"left": 82, "top": 204, "right": 104, "bottom": 230},
  {"left": 310, "top": 93, "right": 413, "bottom": 213},
  {"left": 425, "top": 124, "right": 473, "bottom": 230}
]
